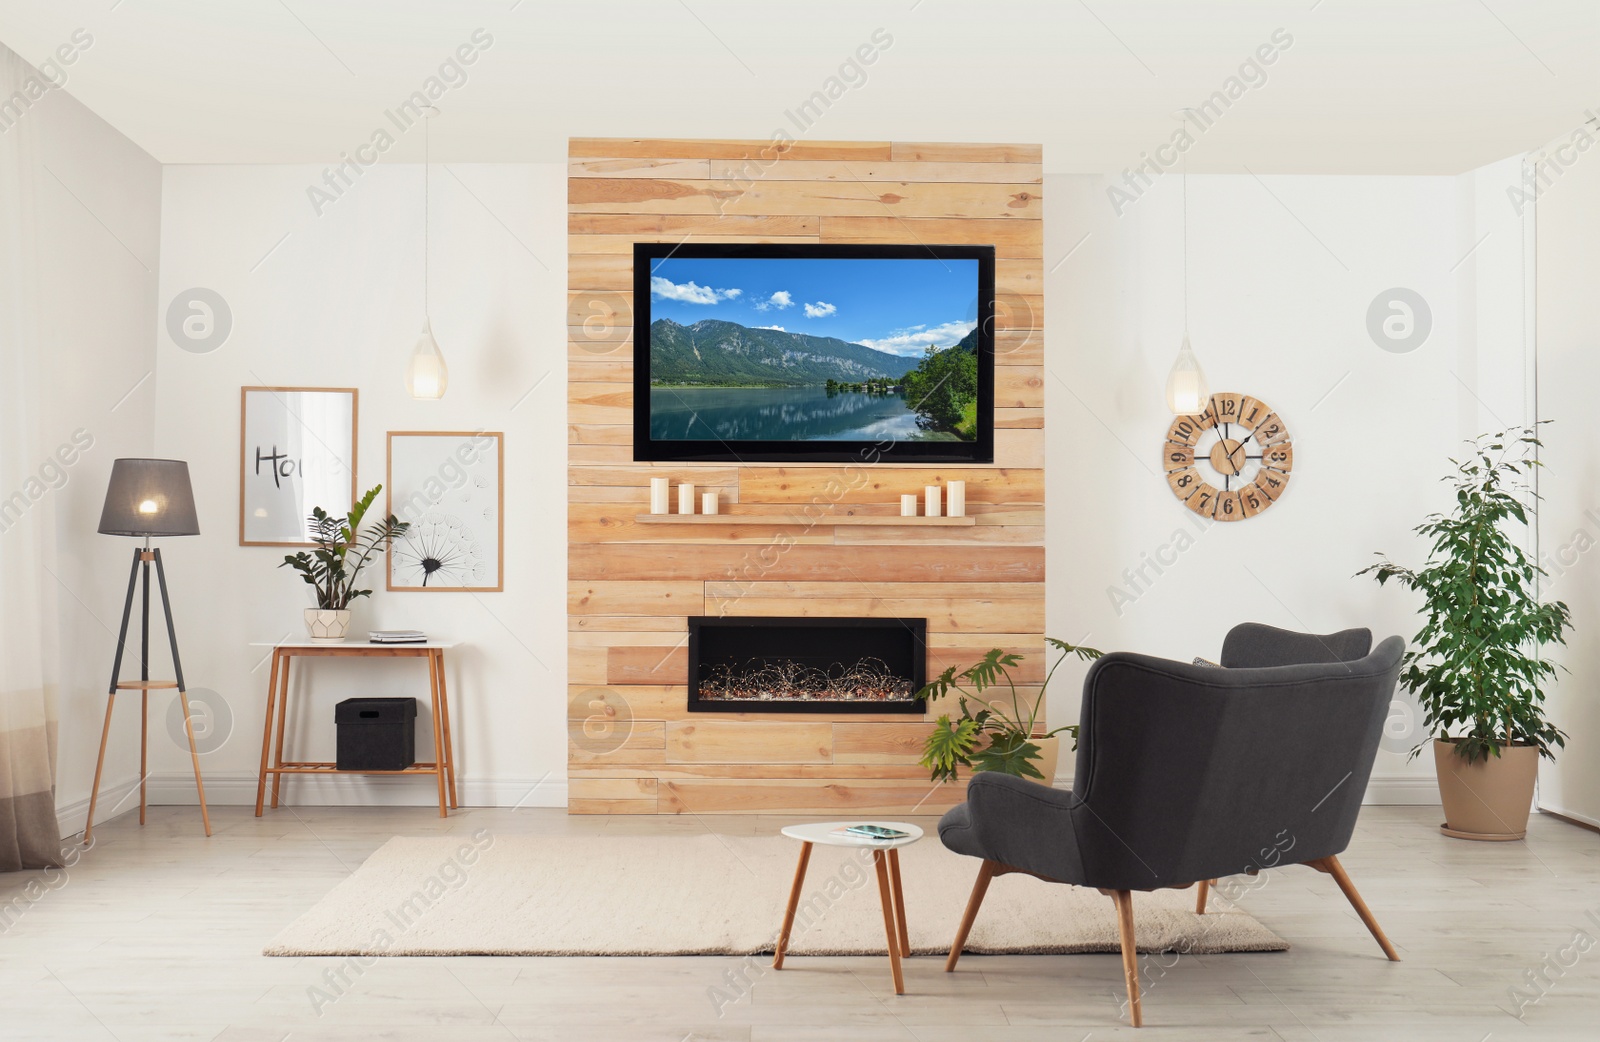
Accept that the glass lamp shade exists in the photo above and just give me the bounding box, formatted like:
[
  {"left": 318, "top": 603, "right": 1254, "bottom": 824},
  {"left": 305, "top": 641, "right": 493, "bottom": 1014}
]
[
  {"left": 406, "top": 318, "right": 449, "bottom": 399},
  {"left": 1164, "top": 334, "right": 1210, "bottom": 415},
  {"left": 98, "top": 458, "right": 200, "bottom": 536}
]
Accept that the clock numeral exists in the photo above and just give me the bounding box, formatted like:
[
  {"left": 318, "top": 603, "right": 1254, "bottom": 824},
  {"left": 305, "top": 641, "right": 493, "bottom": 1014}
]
[
  {"left": 1237, "top": 396, "right": 1268, "bottom": 431},
  {"left": 1239, "top": 485, "right": 1267, "bottom": 518},
  {"left": 1166, "top": 466, "right": 1203, "bottom": 499},
  {"left": 1163, "top": 441, "right": 1195, "bottom": 472},
  {"left": 1166, "top": 417, "right": 1203, "bottom": 447},
  {"left": 1209, "top": 392, "right": 1243, "bottom": 426},
  {"left": 1255, "top": 414, "right": 1290, "bottom": 446},
  {"left": 1254, "top": 468, "right": 1290, "bottom": 501},
  {"left": 1213, "top": 490, "right": 1244, "bottom": 522},
  {"left": 1185, "top": 483, "right": 1219, "bottom": 519},
  {"left": 1261, "top": 442, "right": 1293, "bottom": 472}
]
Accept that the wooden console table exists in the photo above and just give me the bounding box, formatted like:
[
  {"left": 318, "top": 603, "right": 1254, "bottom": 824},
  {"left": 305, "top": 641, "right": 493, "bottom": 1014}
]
[{"left": 251, "top": 641, "right": 460, "bottom": 818}]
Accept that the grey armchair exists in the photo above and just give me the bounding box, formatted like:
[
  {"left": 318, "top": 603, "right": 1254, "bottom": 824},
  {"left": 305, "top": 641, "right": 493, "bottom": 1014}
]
[{"left": 937, "top": 623, "right": 1404, "bottom": 1027}]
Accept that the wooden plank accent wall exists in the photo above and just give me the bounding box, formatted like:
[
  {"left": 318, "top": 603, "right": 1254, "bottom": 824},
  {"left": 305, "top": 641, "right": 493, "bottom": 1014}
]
[{"left": 568, "top": 138, "right": 1045, "bottom": 814}]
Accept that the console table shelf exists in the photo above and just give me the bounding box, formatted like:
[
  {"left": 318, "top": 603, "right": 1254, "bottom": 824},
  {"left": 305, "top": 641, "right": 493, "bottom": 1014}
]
[{"left": 634, "top": 513, "right": 976, "bottom": 527}]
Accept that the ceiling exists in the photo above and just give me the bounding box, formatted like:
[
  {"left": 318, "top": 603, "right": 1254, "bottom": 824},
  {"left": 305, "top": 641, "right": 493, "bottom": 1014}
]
[{"left": 1, "top": 0, "right": 1597, "bottom": 172}]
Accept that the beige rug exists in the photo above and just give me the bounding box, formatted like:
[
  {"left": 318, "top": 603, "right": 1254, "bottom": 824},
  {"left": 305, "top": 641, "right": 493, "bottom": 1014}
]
[{"left": 265, "top": 833, "right": 1287, "bottom": 957}]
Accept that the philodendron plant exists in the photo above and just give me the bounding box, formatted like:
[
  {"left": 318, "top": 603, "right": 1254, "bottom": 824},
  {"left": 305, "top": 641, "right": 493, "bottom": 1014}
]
[
  {"left": 279, "top": 485, "right": 410, "bottom": 610},
  {"left": 1360, "top": 425, "right": 1572, "bottom": 763},
  {"left": 915, "top": 637, "right": 1103, "bottom": 783}
]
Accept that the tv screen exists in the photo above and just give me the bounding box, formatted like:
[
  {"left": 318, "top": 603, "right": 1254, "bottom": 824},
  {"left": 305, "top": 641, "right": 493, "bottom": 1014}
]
[{"left": 632, "top": 243, "right": 995, "bottom": 463}]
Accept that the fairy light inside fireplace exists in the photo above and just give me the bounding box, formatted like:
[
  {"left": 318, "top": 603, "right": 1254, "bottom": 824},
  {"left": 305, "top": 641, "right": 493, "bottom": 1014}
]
[{"left": 687, "top": 617, "right": 926, "bottom": 715}]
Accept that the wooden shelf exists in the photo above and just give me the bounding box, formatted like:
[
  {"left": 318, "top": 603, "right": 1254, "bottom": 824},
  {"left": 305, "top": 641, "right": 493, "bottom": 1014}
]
[{"left": 634, "top": 513, "right": 977, "bottom": 527}]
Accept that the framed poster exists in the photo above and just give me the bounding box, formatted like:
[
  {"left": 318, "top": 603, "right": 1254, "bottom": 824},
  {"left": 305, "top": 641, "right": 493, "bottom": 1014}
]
[
  {"left": 386, "top": 431, "right": 504, "bottom": 591},
  {"left": 239, "top": 387, "right": 358, "bottom": 546}
]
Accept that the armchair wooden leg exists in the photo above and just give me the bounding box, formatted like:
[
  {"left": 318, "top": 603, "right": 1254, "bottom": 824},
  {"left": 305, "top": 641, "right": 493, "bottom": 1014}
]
[
  {"left": 946, "top": 859, "right": 998, "bottom": 972},
  {"left": 1107, "top": 889, "right": 1143, "bottom": 1027},
  {"left": 1195, "top": 879, "right": 1211, "bottom": 914},
  {"left": 1307, "top": 855, "right": 1400, "bottom": 961}
]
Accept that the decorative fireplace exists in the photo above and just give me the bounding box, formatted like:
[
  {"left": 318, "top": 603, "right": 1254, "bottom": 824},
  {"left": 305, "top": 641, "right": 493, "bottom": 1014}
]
[{"left": 687, "top": 617, "right": 927, "bottom": 714}]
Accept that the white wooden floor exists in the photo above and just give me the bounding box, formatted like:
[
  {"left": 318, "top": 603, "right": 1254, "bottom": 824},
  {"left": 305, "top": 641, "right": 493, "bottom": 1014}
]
[{"left": 2, "top": 804, "right": 1597, "bottom": 1041}]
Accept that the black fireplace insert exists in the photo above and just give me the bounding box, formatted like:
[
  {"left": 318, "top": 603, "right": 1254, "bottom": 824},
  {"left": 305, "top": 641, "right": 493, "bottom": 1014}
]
[{"left": 687, "top": 617, "right": 927, "bottom": 714}]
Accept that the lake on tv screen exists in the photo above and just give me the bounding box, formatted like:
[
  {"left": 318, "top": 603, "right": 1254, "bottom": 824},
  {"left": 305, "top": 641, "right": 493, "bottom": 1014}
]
[{"left": 645, "top": 256, "right": 981, "bottom": 443}]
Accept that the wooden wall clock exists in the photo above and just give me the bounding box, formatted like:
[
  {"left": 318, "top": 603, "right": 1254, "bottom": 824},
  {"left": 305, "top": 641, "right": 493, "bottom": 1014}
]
[{"left": 1162, "top": 392, "right": 1292, "bottom": 521}]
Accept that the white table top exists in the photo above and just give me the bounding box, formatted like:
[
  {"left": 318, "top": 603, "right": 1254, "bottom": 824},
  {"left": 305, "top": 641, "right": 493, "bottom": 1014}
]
[
  {"left": 250, "top": 640, "right": 461, "bottom": 649},
  {"left": 780, "top": 821, "right": 925, "bottom": 849}
]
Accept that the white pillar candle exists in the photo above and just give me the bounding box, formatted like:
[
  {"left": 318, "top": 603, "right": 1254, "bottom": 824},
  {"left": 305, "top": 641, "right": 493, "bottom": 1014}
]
[
  {"left": 924, "top": 485, "right": 941, "bottom": 518},
  {"left": 946, "top": 480, "right": 966, "bottom": 517},
  {"left": 649, "top": 477, "right": 671, "bottom": 514},
  {"left": 900, "top": 494, "right": 919, "bottom": 517},
  {"left": 701, "top": 491, "right": 719, "bottom": 515},
  {"left": 678, "top": 482, "right": 695, "bottom": 515}
]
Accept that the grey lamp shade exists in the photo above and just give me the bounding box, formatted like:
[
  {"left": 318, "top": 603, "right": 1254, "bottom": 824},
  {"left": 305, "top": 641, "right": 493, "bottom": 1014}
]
[{"left": 98, "top": 459, "right": 200, "bottom": 537}]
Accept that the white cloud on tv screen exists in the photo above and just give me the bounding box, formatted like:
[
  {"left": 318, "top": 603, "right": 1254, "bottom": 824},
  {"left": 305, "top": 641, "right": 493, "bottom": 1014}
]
[
  {"left": 857, "top": 320, "right": 976, "bottom": 356},
  {"left": 650, "top": 276, "right": 742, "bottom": 304}
]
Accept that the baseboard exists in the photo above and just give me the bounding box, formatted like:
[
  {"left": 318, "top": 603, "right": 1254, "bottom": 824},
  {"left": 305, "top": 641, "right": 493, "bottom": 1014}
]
[
  {"left": 1049, "top": 773, "right": 1440, "bottom": 806},
  {"left": 55, "top": 775, "right": 142, "bottom": 839},
  {"left": 1538, "top": 802, "right": 1600, "bottom": 833},
  {"left": 112, "top": 771, "right": 568, "bottom": 811},
  {"left": 1358, "top": 775, "right": 1441, "bottom": 805}
]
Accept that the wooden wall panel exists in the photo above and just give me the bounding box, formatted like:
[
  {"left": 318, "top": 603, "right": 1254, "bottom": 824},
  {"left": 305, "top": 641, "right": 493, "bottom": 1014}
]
[{"left": 568, "top": 138, "right": 1044, "bottom": 813}]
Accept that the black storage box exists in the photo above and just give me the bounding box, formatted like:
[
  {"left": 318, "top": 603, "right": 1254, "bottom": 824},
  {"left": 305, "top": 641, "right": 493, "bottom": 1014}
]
[{"left": 335, "top": 697, "right": 417, "bottom": 771}]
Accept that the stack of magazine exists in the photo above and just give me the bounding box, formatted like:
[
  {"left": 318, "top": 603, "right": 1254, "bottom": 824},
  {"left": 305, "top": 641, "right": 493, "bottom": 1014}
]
[{"left": 369, "top": 630, "right": 427, "bottom": 644}]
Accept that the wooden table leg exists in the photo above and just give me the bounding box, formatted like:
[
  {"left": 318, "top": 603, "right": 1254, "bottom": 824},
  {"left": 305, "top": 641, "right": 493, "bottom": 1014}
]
[
  {"left": 873, "top": 849, "right": 906, "bottom": 994},
  {"left": 271, "top": 653, "right": 290, "bottom": 809},
  {"left": 84, "top": 694, "right": 117, "bottom": 844},
  {"left": 255, "top": 650, "right": 280, "bottom": 816},
  {"left": 139, "top": 691, "right": 148, "bottom": 826},
  {"left": 887, "top": 848, "right": 910, "bottom": 957},
  {"left": 427, "top": 649, "right": 448, "bottom": 818},
  {"left": 773, "top": 840, "right": 813, "bottom": 969},
  {"left": 435, "top": 650, "right": 458, "bottom": 809},
  {"left": 1195, "top": 878, "right": 1211, "bottom": 914}
]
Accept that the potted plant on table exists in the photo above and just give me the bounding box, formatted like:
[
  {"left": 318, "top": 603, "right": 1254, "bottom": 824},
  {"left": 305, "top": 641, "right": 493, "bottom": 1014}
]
[
  {"left": 1360, "top": 425, "right": 1572, "bottom": 840},
  {"left": 280, "top": 485, "right": 410, "bottom": 644},
  {"left": 915, "top": 638, "right": 1103, "bottom": 785}
]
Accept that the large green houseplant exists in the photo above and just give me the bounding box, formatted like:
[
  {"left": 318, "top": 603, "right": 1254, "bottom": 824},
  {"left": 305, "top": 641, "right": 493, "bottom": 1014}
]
[
  {"left": 1360, "top": 425, "right": 1571, "bottom": 839},
  {"left": 916, "top": 638, "right": 1102, "bottom": 784},
  {"left": 280, "top": 485, "right": 409, "bottom": 643}
]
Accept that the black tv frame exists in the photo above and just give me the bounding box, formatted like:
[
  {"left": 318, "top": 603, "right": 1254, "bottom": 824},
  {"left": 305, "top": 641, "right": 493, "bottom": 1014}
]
[{"left": 632, "top": 242, "right": 995, "bottom": 464}]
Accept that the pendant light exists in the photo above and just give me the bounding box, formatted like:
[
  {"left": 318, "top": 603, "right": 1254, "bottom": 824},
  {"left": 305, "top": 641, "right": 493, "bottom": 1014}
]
[
  {"left": 1165, "top": 151, "right": 1209, "bottom": 415},
  {"left": 406, "top": 105, "right": 448, "bottom": 400}
]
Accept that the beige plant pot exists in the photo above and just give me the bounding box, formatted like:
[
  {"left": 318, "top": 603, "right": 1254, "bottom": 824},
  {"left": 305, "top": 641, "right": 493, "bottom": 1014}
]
[
  {"left": 303, "top": 608, "right": 352, "bottom": 644},
  {"left": 1030, "top": 735, "right": 1061, "bottom": 786},
  {"left": 1433, "top": 738, "right": 1539, "bottom": 840}
]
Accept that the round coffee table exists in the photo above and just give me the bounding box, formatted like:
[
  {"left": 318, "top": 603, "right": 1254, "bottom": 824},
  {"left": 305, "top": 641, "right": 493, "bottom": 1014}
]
[{"left": 773, "top": 821, "right": 925, "bottom": 994}]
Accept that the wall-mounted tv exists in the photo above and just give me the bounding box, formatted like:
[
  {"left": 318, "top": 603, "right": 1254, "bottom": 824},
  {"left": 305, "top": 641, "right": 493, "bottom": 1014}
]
[{"left": 633, "top": 243, "right": 995, "bottom": 464}]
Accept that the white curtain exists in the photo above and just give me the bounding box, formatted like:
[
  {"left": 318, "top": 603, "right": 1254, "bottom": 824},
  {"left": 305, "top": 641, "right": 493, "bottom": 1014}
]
[{"left": 0, "top": 46, "right": 64, "bottom": 872}]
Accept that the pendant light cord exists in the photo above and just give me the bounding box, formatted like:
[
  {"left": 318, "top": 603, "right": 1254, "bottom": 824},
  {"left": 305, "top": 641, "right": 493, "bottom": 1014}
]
[
  {"left": 1182, "top": 158, "right": 1188, "bottom": 332},
  {"left": 424, "top": 108, "right": 431, "bottom": 316}
]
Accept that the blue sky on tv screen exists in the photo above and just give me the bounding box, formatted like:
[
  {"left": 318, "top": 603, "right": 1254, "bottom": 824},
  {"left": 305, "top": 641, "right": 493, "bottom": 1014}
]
[{"left": 646, "top": 256, "right": 979, "bottom": 358}]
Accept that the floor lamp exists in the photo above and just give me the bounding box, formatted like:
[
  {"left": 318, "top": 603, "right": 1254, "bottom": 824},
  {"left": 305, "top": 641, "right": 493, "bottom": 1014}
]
[{"left": 85, "top": 458, "right": 211, "bottom": 841}]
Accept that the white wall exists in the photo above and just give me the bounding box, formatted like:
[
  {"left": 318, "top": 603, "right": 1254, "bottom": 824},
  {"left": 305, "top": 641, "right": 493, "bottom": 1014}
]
[
  {"left": 1534, "top": 148, "right": 1600, "bottom": 828},
  {"left": 16, "top": 67, "right": 164, "bottom": 829},
  {"left": 1043, "top": 163, "right": 1530, "bottom": 800},
  {"left": 135, "top": 157, "right": 1536, "bottom": 811},
  {"left": 146, "top": 164, "right": 568, "bottom": 808}
]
